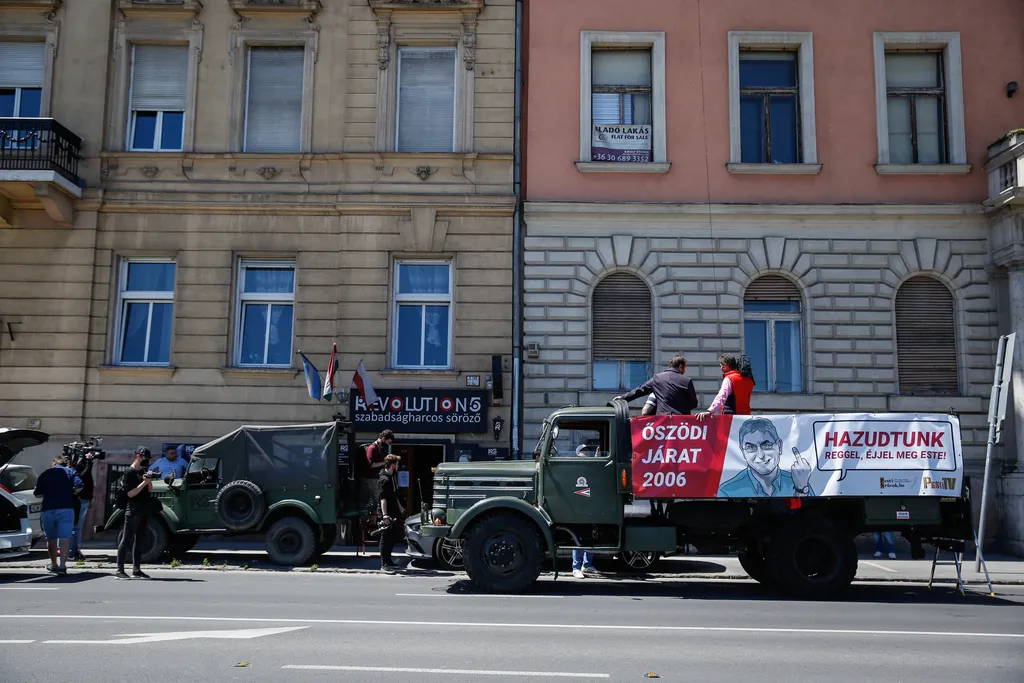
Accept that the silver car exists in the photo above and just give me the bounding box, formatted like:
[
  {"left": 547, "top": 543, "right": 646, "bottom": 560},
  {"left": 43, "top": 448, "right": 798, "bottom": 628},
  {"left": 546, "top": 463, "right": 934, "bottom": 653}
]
[
  {"left": 0, "top": 464, "right": 42, "bottom": 545},
  {"left": 405, "top": 515, "right": 464, "bottom": 570}
]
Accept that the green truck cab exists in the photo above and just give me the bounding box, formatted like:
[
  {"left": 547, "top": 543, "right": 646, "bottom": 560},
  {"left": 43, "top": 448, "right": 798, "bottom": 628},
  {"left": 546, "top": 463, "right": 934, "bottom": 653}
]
[
  {"left": 422, "top": 399, "right": 974, "bottom": 598},
  {"left": 98, "top": 421, "right": 368, "bottom": 566}
]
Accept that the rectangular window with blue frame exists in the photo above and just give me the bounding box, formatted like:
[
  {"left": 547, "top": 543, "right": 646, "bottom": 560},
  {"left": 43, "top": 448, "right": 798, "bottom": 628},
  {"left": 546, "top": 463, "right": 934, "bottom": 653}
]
[
  {"left": 392, "top": 260, "right": 453, "bottom": 369},
  {"left": 235, "top": 261, "right": 295, "bottom": 367},
  {"left": 739, "top": 51, "right": 800, "bottom": 164},
  {"left": 115, "top": 259, "right": 177, "bottom": 366}
]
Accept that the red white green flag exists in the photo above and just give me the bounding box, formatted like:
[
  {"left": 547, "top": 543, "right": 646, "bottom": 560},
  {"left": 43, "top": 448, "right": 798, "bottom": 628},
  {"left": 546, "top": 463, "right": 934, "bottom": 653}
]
[{"left": 322, "top": 343, "right": 339, "bottom": 402}]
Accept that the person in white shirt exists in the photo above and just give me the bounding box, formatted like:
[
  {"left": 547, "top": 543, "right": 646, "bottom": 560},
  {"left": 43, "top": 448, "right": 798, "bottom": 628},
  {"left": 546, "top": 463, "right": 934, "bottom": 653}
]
[{"left": 149, "top": 445, "right": 188, "bottom": 480}]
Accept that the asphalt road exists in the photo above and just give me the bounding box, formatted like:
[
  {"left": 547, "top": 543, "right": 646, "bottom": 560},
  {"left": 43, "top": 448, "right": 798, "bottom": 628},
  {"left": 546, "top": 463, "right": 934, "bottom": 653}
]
[{"left": 1, "top": 567, "right": 1022, "bottom": 683}]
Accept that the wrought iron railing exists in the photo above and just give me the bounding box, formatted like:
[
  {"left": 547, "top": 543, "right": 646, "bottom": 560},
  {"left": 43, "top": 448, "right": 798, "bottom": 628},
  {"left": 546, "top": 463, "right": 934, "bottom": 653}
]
[{"left": 0, "top": 118, "right": 82, "bottom": 185}]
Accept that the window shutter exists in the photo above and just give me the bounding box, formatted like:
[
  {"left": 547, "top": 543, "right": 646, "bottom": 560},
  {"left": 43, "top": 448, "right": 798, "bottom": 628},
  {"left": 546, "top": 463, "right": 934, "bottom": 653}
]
[
  {"left": 896, "top": 277, "right": 959, "bottom": 395},
  {"left": 245, "top": 47, "right": 304, "bottom": 153},
  {"left": 592, "top": 273, "right": 651, "bottom": 361},
  {"left": 397, "top": 49, "right": 456, "bottom": 153},
  {"left": 744, "top": 275, "right": 801, "bottom": 301},
  {"left": 0, "top": 42, "right": 46, "bottom": 88},
  {"left": 592, "top": 50, "right": 651, "bottom": 86},
  {"left": 130, "top": 45, "right": 188, "bottom": 112}
]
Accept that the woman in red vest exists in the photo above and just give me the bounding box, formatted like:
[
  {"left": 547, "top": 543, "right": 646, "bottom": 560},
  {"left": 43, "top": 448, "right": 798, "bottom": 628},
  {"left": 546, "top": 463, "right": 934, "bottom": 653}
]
[{"left": 696, "top": 354, "right": 755, "bottom": 420}]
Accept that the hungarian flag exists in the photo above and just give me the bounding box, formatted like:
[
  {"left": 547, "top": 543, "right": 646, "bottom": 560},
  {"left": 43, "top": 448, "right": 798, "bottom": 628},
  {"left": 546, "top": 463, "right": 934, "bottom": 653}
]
[
  {"left": 353, "top": 359, "right": 379, "bottom": 407},
  {"left": 322, "top": 343, "right": 339, "bottom": 402}
]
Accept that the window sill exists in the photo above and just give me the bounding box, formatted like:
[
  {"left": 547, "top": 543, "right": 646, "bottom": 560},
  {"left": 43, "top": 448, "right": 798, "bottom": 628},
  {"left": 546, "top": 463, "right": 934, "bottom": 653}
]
[
  {"left": 750, "top": 393, "right": 825, "bottom": 411},
  {"left": 219, "top": 366, "right": 299, "bottom": 381},
  {"left": 575, "top": 161, "right": 672, "bottom": 174},
  {"left": 874, "top": 164, "right": 972, "bottom": 175},
  {"left": 97, "top": 364, "right": 176, "bottom": 379},
  {"left": 888, "top": 395, "right": 983, "bottom": 413},
  {"left": 726, "top": 163, "right": 823, "bottom": 175},
  {"left": 379, "top": 368, "right": 460, "bottom": 379}
]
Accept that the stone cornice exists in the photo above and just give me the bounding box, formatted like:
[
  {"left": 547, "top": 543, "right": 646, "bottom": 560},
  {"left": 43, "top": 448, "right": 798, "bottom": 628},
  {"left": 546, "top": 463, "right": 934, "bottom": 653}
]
[
  {"left": 228, "top": 0, "right": 321, "bottom": 22},
  {"left": 524, "top": 201, "right": 986, "bottom": 219},
  {"left": 368, "top": 0, "right": 483, "bottom": 10}
]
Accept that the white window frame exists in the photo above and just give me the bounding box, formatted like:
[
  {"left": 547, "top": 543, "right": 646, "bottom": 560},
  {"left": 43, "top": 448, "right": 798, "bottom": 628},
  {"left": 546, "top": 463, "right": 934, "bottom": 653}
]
[
  {"left": 577, "top": 31, "right": 668, "bottom": 173},
  {"left": 727, "top": 31, "right": 819, "bottom": 174},
  {"left": 391, "top": 259, "right": 454, "bottom": 370},
  {"left": 872, "top": 32, "right": 969, "bottom": 173},
  {"left": 234, "top": 260, "right": 296, "bottom": 368},
  {"left": 744, "top": 306, "right": 802, "bottom": 393},
  {"left": 394, "top": 46, "right": 458, "bottom": 153},
  {"left": 0, "top": 87, "right": 41, "bottom": 117},
  {"left": 114, "top": 257, "right": 176, "bottom": 367},
  {"left": 125, "top": 44, "right": 187, "bottom": 153},
  {"left": 0, "top": 31, "right": 56, "bottom": 118}
]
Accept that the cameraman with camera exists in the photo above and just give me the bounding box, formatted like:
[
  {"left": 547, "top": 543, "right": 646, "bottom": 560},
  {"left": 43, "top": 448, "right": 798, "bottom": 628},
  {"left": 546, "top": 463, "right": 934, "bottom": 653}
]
[
  {"left": 115, "top": 447, "right": 156, "bottom": 580},
  {"left": 377, "top": 454, "right": 404, "bottom": 573},
  {"left": 69, "top": 448, "right": 98, "bottom": 562}
]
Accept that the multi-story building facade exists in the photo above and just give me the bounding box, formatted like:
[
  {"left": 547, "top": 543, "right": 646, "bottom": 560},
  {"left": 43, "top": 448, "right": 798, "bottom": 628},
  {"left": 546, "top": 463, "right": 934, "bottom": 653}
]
[
  {"left": 520, "top": 0, "right": 1024, "bottom": 551},
  {"left": 0, "top": 0, "right": 516, "bottom": 525}
]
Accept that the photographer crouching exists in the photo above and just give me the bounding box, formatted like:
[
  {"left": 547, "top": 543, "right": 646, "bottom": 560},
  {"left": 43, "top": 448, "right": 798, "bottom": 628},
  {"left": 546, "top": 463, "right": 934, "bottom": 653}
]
[{"left": 116, "top": 447, "right": 157, "bottom": 580}]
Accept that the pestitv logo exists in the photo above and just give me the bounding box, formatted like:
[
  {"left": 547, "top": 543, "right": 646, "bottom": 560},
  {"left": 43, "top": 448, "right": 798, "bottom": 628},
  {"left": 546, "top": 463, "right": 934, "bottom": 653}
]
[{"left": 922, "top": 476, "right": 957, "bottom": 490}]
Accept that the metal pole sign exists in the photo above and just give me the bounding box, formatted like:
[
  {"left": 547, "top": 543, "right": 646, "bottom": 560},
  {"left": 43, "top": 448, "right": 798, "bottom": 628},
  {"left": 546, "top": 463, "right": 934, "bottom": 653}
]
[{"left": 976, "top": 332, "right": 1016, "bottom": 572}]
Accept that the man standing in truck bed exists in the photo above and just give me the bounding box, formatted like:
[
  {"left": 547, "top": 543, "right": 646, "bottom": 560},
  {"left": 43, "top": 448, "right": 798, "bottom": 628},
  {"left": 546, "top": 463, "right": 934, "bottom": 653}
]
[{"left": 618, "top": 354, "right": 698, "bottom": 415}]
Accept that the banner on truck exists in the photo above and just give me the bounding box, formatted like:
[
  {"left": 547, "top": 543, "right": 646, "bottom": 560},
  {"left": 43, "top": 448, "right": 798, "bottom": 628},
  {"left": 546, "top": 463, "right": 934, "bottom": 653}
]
[
  {"left": 630, "top": 413, "right": 962, "bottom": 499},
  {"left": 591, "top": 124, "right": 652, "bottom": 163}
]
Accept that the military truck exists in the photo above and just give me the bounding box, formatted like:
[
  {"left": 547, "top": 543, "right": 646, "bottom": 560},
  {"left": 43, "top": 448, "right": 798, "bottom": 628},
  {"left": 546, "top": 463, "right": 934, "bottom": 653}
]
[
  {"left": 97, "top": 421, "right": 366, "bottom": 566},
  {"left": 420, "top": 399, "right": 974, "bottom": 598}
]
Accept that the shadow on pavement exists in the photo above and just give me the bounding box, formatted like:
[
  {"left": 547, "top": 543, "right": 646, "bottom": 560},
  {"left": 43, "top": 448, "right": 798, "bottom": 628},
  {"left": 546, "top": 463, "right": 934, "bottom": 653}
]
[
  {"left": 444, "top": 576, "right": 1022, "bottom": 607},
  {"left": 0, "top": 570, "right": 201, "bottom": 585}
]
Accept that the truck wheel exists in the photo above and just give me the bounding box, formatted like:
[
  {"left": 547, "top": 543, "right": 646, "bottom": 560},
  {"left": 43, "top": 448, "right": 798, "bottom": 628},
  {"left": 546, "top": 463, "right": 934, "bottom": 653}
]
[
  {"left": 215, "top": 480, "right": 266, "bottom": 532},
  {"left": 265, "top": 517, "right": 317, "bottom": 566},
  {"left": 617, "top": 551, "right": 661, "bottom": 573},
  {"left": 314, "top": 524, "right": 338, "bottom": 556},
  {"left": 464, "top": 514, "right": 544, "bottom": 593},
  {"left": 737, "top": 548, "right": 776, "bottom": 586},
  {"left": 767, "top": 518, "right": 857, "bottom": 599},
  {"left": 118, "top": 518, "right": 169, "bottom": 564},
  {"left": 435, "top": 537, "right": 465, "bottom": 570},
  {"left": 167, "top": 534, "right": 200, "bottom": 559}
]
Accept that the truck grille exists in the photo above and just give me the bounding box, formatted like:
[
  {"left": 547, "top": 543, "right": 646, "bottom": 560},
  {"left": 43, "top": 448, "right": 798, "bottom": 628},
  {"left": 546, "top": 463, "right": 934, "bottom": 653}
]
[{"left": 432, "top": 476, "right": 534, "bottom": 509}]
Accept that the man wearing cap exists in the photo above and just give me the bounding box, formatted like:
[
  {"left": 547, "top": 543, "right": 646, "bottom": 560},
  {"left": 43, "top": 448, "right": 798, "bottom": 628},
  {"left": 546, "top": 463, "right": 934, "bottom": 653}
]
[{"left": 571, "top": 444, "right": 598, "bottom": 579}]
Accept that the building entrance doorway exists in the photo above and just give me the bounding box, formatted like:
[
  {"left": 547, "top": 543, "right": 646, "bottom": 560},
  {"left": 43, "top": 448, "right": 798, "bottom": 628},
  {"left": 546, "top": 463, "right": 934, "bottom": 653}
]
[{"left": 390, "top": 443, "right": 446, "bottom": 515}]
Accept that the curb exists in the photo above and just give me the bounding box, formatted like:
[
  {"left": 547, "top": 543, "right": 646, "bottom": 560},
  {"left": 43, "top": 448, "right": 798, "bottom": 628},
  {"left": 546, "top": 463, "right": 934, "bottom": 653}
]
[{"left": 3, "top": 561, "right": 1022, "bottom": 585}]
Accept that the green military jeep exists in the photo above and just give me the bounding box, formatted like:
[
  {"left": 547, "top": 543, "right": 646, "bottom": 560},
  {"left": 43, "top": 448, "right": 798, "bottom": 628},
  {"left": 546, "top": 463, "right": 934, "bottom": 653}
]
[{"left": 98, "top": 421, "right": 365, "bottom": 566}]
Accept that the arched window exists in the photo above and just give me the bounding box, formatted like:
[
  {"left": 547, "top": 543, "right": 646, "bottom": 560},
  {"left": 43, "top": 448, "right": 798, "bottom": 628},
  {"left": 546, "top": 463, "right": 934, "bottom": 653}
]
[
  {"left": 592, "top": 273, "right": 651, "bottom": 390},
  {"left": 895, "top": 276, "right": 959, "bottom": 395},
  {"left": 744, "top": 275, "right": 802, "bottom": 393}
]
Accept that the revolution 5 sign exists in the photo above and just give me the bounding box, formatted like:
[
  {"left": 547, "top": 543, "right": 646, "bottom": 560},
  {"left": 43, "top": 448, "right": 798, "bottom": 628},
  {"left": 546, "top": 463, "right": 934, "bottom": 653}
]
[
  {"left": 351, "top": 389, "right": 487, "bottom": 434},
  {"left": 631, "top": 413, "right": 963, "bottom": 499}
]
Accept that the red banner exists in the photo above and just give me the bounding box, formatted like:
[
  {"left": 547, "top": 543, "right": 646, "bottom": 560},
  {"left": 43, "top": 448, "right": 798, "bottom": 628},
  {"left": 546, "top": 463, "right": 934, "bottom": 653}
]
[{"left": 630, "top": 415, "right": 733, "bottom": 498}]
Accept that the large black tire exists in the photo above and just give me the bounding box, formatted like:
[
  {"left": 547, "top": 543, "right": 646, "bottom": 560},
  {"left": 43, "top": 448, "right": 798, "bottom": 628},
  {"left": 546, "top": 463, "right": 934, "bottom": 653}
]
[
  {"left": 767, "top": 517, "right": 857, "bottom": 599},
  {"left": 616, "top": 551, "right": 662, "bottom": 573},
  {"left": 117, "top": 517, "right": 169, "bottom": 564},
  {"left": 434, "top": 537, "right": 465, "bottom": 571},
  {"left": 265, "top": 516, "right": 317, "bottom": 566},
  {"left": 314, "top": 524, "right": 338, "bottom": 556},
  {"left": 738, "top": 548, "right": 776, "bottom": 586},
  {"left": 167, "top": 533, "right": 200, "bottom": 559},
  {"left": 463, "top": 513, "right": 544, "bottom": 593},
  {"left": 215, "top": 480, "right": 266, "bottom": 532}
]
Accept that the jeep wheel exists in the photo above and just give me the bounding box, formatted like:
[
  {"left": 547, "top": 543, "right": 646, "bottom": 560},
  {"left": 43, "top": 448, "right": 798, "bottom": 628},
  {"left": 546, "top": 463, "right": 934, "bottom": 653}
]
[
  {"left": 738, "top": 547, "right": 776, "bottom": 587},
  {"left": 215, "top": 480, "right": 266, "bottom": 532},
  {"left": 315, "top": 524, "right": 338, "bottom": 556},
  {"left": 464, "top": 513, "right": 543, "bottom": 593},
  {"left": 117, "top": 517, "right": 169, "bottom": 564},
  {"left": 435, "top": 537, "right": 465, "bottom": 571},
  {"left": 167, "top": 534, "right": 200, "bottom": 559},
  {"left": 265, "top": 517, "right": 317, "bottom": 566},
  {"left": 767, "top": 517, "right": 857, "bottom": 600},
  {"left": 617, "top": 551, "right": 661, "bottom": 573}
]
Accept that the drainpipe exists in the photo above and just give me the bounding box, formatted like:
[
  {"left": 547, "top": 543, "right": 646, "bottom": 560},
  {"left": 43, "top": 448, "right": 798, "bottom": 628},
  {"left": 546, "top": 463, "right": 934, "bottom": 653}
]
[{"left": 510, "top": 0, "right": 524, "bottom": 459}]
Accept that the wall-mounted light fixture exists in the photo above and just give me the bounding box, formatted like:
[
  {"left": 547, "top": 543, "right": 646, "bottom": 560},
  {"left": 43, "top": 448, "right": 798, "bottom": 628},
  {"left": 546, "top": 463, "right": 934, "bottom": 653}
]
[
  {"left": 1009, "top": 81, "right": 1019, "bottom": 98},
  {"left": 492, "top": 415, "right": 505, "bottom": 441}
]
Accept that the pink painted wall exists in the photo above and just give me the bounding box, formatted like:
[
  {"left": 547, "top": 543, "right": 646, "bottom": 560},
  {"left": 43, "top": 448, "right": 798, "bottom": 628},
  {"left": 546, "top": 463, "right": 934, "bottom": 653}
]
[{"left": 523, "top": 0, "right": 1024, "bottom": 204}]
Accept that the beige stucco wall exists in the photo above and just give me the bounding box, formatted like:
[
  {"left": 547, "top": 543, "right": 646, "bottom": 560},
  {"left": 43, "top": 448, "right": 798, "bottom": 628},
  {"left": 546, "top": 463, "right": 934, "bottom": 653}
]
[{"left": 0, "top": 1, "right": 516, "bottom": 473}]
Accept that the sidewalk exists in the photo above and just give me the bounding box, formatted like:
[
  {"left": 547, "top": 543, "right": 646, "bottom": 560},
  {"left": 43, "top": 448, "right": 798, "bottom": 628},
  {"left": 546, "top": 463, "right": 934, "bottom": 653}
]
[{"left": 4, "top": 538, "right": 1022, "bottom": 586}]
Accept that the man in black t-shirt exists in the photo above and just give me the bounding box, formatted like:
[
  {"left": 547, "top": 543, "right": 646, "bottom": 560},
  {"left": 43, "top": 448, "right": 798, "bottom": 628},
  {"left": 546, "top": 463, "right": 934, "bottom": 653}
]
[
  {"left": 116, "top": 447, "right": 155, "bottom": 580},
  {"left": 377, "top": 454, "right": 403, "bottom": 572}
]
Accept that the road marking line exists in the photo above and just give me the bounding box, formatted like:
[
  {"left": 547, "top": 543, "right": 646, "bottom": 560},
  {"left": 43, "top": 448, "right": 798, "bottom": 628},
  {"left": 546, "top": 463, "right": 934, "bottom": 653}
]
[
  {"left": 862, "top": 561, "right": 899, "bottom": 574},
  {"left": 0, "top": 640, "right": 35, "bottom": 644},
  {"left": 283, "top": 665, "right": 608, "bottom": 678},
  {"left": 0, "top": 586, "right": 59, "bottom": 590},
  {"left": 5, "top": 615, "right": 1023, "bottom": 640},
  {"left": 45, "top": 626, "right": 308, "bottom": 645},
  {"left": 395, "top": 593, "right": 563, "bottom": 599}
]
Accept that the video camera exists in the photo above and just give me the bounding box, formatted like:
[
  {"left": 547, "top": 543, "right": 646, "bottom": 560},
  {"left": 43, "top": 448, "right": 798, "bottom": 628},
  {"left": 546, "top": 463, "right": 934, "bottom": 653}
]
[
  {"left": 63, "top": 437, "right": 105, "bottom": 463},
  {"left": 367, "top": 517, "right": 395, "bottom": 538}
]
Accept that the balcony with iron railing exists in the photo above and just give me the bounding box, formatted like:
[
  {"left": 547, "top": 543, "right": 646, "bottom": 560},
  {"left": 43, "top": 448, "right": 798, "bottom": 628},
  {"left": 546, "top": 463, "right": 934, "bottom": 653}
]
[
  {"left": 0, "top": 117, "right": 83, "bottom": 228},
  {"left": 986, "top": 129, "right": 1024, "bottom": 209}
]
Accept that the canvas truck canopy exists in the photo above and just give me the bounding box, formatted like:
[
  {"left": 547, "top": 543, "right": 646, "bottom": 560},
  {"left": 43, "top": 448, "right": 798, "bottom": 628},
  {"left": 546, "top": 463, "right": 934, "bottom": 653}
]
[
  {"left": 188, "top": 422, "right": 338, "bottom": 489},
  {"left": 630, "top": 413, "right": 963, "bottom": 500}
]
